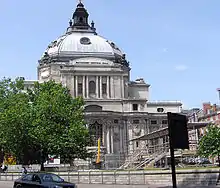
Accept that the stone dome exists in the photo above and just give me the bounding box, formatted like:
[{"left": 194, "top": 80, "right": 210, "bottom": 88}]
[
  {"left": 39, "top": 1, "right": 129, "bottom": 67},
  {"left": 43, "top": 32, "right": 124, "bottom": 58}
]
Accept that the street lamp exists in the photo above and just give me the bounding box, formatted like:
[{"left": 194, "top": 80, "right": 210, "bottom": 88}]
[{"left": 217, "top": 88, "right": 220, "bottom": 101}]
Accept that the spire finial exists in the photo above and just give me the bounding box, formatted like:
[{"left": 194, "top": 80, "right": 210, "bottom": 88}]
[{"left": 77, "top": 0, "right": 84, "bottom": 7}]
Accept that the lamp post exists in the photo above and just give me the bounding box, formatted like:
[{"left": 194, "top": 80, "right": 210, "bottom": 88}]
[{"left": 217, "top": 88, "right": 220, "bottom": 101}]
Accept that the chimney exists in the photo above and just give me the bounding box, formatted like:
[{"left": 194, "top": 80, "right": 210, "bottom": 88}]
[{"left": 203, "top": 102, "right": 211, "bottom": 114}]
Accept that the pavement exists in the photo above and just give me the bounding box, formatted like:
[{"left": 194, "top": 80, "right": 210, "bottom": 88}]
[{"left": 0, "top": 181, "right": 219, "bottom": 188}]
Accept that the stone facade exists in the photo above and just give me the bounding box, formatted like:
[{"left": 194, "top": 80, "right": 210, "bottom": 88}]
[{"left": 25, "top": 2, "right": 182, "bottom": 167}]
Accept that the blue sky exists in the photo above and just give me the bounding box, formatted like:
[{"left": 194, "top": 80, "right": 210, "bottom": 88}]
[{"left": 0, "top": 0, "right": 220, "bottom": 108}]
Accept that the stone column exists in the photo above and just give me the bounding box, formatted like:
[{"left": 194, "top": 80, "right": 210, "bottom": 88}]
[
  {"left": 106, "top": 126, "right": 110, "bottom": 154},
  {"left": 110, "top": 76, "right": 114, "bottom": 98},
  {"left": 121, "top": 76, "right": 124, "bottom": 99},
  {"left": 72, "top": 75, "right": 75, "bottom": 97},
  {"left": 128, "top": 123, "right": 133, "bottom": 154},
  {"left": 107, "top": 76, "right": 110, "bottom": 98},
  {"left": 86, "top": 76, "right": 89, "bottom": 98},
  {"left": 82, "top": 76, "right": 85, "bottom": 98},
  {"left": 102, "top": 125, "right": 106, "bottom": 146},
  {"left": 75, "top": 76, "right": 78, "bottom": 97},
  {"left": 100, "top": 76, "right": 102, "bottom": 98},
  {"left": 61, "top": 74, "right": 65, "bottom": 86},
  {"left": 108, "top": 76, "right": 111, "bottom": 98},
  {"left": 96, "top": 76, "right": 99, "bottom": 98},
  {"left": 111, "top": 126, "right": 114, "bottom": 153},
  {"left": 123, "top": 119, "right": 128, "bottom": 155},
  {"left": 119, "top": 125, "right": 123, "bottom": 153}
]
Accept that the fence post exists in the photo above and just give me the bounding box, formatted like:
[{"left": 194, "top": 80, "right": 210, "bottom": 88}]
[
  {"left": 128, "top": 170, "right": 130, "bottom": 185},
  {"left": 68, "top": 171, "right": 70, "bottom": 182},
  {"left": 77, "top": 171, "right": 79, "bottom": 184},
  {"left": 88, "top": 171, "right": 91, "bottom": 184},
  {"left": 114, "top": 171, "right": 116, "bottom": 184}
]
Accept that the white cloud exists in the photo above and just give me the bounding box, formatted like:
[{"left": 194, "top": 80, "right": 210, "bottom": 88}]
[
  {"left": 174, "top": 65, "right": 188, "bottom": 71},
  {"left": 163, "top": 48, "right": 168, "bottom": 52}
]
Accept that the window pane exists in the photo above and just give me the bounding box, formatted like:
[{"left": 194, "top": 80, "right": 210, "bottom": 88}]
[
  {"left": 102, "top": 83, "right": 107, "bottom": 94},
  {"left": 151, "top": 120, "right": 157, "bottom": 124},
  {"left": 89, "top": 81, "right": 96, "bottom": 94},
  {"left": 78, "top": 83, "right": 82, "bottom": 94},
  {"left": 133, "top": 104, "right": 138, "bottom": 111}
]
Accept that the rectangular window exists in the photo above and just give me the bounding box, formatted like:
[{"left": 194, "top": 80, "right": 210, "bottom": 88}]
[
  {"left": 102, "top": 83, "right": 107, "bottom": 94},
  {"left": 78, "top": 83, "right": 82, "bottom": 95},
  {"left": 133, "top": 104, "right": 138, "bottom": 111},
  {"left": 151, "top": 120, "right": 157, "bottom": 125},
  {"left": 162, "top": 120, "right": 168, "bottom": 124}
]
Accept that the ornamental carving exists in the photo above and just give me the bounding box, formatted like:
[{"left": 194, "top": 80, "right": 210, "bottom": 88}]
[
  {"left": 113, "top": 126, "right": 119, "bottom": 134},
  {"left": 132, "top": 125, "right": 141, "bottom": 136},
  {"left": 113, "top": 132, "right": 120, "bottom": 142},
  {"left": 85, "top": 118, "right": 104, "bottom": 125},
  {"left": 85, "top": 117, "right": 112, "bottom": 127},
  {"left": 127, "top": 119, "right": 133, "bottom": 125}
]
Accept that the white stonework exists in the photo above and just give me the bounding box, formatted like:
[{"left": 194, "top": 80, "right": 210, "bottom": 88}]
[{"left": 25, "top": 2, "right": 182, "bottom": 167}]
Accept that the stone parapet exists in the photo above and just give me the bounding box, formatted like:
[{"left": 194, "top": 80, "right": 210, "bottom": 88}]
[{"left": 0, "top": 169, "right": 219, "bottom": 186}]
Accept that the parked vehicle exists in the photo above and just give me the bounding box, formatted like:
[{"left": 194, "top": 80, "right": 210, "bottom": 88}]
[{"left": 13, "top": 172, "right": 77, "bottom": 188}]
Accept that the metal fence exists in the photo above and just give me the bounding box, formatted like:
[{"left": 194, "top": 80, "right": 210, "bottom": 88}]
[{"left": 0, "top": 170, "right": 219, "bottom": 186}]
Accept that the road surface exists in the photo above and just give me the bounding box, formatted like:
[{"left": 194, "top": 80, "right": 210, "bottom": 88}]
[{"left": 1, "top": 181, "right": 217, "bottom": 188}]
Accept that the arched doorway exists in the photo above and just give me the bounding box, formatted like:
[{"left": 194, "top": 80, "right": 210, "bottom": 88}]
[{"left": 89, "top": 121, "right": 103, "bottom": 146}]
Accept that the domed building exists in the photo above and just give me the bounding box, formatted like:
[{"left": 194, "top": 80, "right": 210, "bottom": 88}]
[{"left": 28, "top": 1, "right": 182, "bottom": 169}]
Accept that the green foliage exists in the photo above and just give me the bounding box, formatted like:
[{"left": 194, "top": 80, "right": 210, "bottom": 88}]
[
  {"left": 0, "top": 78, "right": 33, "bottom": 163},
  {"left": 0, "top": 78, "right": 91, "bottom": 167},
  {"left": 198, "top": 125, "right": 220, "bottom": 160}
]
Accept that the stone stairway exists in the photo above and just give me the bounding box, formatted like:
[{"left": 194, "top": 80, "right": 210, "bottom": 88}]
[
  {"left": 134, "top": 156, "right": 154, "bottom": 169},
  {"left": 118, "top": 148, "right": 150, "bottom": 169},
  {"left": 118, "top": 150, "right": 145, "bottom": 169},
  {"left": 146, "top": 152, "right": 167, "bottom": 167}
]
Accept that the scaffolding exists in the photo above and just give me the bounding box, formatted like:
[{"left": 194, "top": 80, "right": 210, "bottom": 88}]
[
  {"left": 118, "top": 121, "right": 211, "bottom": 170},
  {"left": 73, "top": 121, "right": 211, "bottom": 170},
  {"left": 118, "top": 142, "right": 169, "bottom": 170}
]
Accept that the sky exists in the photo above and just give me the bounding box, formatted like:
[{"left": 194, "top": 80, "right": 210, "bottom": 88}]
[{"left": 0, "top": 0, "right": 220, "bottom": 109}]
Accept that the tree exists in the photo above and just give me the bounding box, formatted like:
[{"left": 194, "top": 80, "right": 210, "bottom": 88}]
[
  {"left": 28, "top": 81, "right": 91, "bottom": 170},
  {"left": 0, "top": 78, "right": 91, "bottom": 171},
  {"left": 198, "top": 125, "right": 220, "bottom": 167},
  {"left": 0, "top": 77, "right": 35, "bottom": 164}
]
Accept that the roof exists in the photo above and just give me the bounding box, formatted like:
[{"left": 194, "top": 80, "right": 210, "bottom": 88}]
[
  {"left": 129, "top": 122, "right": 211, "bottom": 141},
  {"left": 43, "top": 32, "right": 124, "bottom": 59}
]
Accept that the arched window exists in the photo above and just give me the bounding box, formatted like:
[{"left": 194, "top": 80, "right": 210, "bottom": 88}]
[
  {"left": 89, "top": 81, "right": 96, "bottom": 94},
  {"left": 79, "top": 17, "right": 83, "bottom": 23},
  {"left": 89, "top": 121, "right": 103, "bottom": 146}
]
